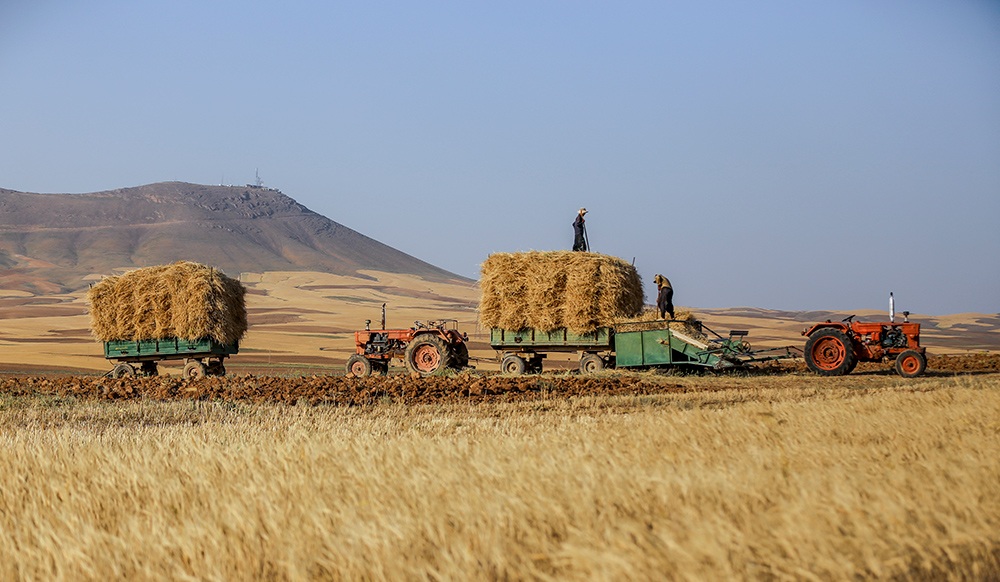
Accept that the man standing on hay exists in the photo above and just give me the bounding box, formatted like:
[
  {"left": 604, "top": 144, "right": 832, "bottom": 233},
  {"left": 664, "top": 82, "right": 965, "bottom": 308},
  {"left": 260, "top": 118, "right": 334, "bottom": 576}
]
[
  {"left": 572, "top": 207, "right": 589, "bottom": 252},
  {"left": 655, "top": 274, "right": 674, "bottom": 320}
]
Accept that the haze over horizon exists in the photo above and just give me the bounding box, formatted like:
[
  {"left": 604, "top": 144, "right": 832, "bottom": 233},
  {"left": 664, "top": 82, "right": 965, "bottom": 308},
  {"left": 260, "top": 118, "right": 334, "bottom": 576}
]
[{"left": 2, "top": 1, "right": 998, "bottom": 315}]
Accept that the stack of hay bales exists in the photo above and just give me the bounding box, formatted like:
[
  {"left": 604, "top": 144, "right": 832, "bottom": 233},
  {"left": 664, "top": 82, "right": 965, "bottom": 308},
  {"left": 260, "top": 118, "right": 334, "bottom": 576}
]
[
  {"left": 87, "top": 261, "right": 247, "bottom": 345},
  {"left": 479, "top": 251, "right": 644, "bottom": 334}
]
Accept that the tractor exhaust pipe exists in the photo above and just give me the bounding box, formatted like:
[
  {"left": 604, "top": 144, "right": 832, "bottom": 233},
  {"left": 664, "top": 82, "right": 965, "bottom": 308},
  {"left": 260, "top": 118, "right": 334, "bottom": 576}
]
[
  {"left": 381, "top": 303, "right": 386, "bottom": 330},
  {"left": 889, "top": 292, "right": 895, "bottom": 324}
]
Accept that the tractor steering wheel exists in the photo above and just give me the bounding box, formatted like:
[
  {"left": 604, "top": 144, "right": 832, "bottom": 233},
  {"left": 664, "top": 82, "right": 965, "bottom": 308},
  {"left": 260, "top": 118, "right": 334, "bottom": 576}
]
[{"left": 842, "top": 314, "right": 855, "bottom": 324}]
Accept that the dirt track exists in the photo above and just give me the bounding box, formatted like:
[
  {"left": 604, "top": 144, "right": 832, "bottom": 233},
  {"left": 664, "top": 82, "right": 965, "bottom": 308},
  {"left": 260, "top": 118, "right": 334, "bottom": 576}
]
[
  {"left": 0, "top": 354, "right": 996, "bottom": 406},
  {"left": 0, "top": 374, "right": 695, "bottom": 406}
]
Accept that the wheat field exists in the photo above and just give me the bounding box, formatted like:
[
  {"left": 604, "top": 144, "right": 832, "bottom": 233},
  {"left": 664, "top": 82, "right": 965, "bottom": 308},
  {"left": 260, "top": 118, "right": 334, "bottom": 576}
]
[{"left": 1, "top": 374, "right": 998, "bottom": 580}]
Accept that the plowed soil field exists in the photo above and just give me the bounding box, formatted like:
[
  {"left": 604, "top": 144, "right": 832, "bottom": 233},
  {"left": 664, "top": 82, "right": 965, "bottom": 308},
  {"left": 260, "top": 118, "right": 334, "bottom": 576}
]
[{"left": 2, "top": 353, "right": 997, "bottom": 406}]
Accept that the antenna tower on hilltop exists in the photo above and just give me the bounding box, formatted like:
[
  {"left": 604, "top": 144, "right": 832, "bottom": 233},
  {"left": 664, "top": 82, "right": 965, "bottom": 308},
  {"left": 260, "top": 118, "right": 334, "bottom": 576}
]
[{"left": 245, "top": 168, "right": 279, "bottom": 192}]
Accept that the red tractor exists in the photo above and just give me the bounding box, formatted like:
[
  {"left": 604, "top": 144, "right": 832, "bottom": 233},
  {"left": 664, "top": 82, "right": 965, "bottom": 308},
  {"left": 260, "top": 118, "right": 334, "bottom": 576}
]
[
  {"left": 802, "top": 295, "right": 927, "bottom": 378},
  {"left": 346, "top": 304, "right": 469, "bottom": 377}
]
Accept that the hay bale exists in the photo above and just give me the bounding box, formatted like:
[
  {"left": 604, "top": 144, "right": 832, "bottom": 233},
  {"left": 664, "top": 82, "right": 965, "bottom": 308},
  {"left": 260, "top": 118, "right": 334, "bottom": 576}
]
[
  {"left": 87, "top": 262, "right": 247, "bottom": 344},
  {"left": 479, "top": 251, "right": 644, "bottom": 334}
]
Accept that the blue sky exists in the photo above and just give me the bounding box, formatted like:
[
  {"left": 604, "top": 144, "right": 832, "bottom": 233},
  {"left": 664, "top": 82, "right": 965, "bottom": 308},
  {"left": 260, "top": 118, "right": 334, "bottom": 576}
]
[{"left": 2, "top": 1, "right": 998, "bottom": 314}]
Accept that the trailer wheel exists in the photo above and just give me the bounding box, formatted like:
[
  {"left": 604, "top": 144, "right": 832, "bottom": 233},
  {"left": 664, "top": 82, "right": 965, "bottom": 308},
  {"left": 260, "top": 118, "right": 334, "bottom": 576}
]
[
  {"left": 579, "top": 353, "right": 605, "bottom": 374},
  {"left": 183, "top": 361, "right": 207, "bottom": 380},
  {"left": 111, "top": 363, "right": 136, "bottom": 378},
  {"left": 804, "top": 329, "right": 856, "bottom": 376},
  {"left": 895, "top": 350, "right": 926, "bottom": 378},
  {"left": 405, "top": 334, "right": 452, "bottom": 376},
  {"left": 501, "top": 355, "right": 527, "bottom": 375},
  {"left": 346, "top": 354, "right": 373, "bottom": 377}
]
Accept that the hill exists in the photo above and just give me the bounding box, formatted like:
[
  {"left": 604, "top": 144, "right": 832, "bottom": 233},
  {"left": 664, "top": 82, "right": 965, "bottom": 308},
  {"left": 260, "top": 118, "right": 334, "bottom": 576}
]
[{"left": 0, "top": 182, "right": 466, "bottom": 293}]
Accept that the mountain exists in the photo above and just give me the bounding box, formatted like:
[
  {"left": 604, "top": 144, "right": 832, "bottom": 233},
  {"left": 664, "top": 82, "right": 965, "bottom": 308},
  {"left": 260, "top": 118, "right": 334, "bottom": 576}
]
[{"left": 0, "top": 182, "right": 466, "bottom": 293}]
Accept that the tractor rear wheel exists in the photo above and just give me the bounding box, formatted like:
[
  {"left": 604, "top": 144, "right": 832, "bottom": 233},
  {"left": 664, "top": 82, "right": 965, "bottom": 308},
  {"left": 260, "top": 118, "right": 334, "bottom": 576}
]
[
  {"left": 346, "top": 354, "right": 373, "bottom": 377},
  {"left": 804, "top": 329, "right": 856, "bottom": 376},
  {"left": 501, "top": 355, "right": 527, "bottom": 375},
  {"left": 579, "top": 353, "right": 605, "bottom": 374},
  {"left": 405, "top": 334, "right": 452, "bottom": 376},
  {"left": 895, "top": 350, "right": 926, "bottom": 378}
]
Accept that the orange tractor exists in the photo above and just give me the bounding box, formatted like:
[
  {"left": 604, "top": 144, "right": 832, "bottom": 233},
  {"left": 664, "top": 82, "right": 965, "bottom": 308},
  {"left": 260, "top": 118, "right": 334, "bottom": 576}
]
[
  {"left": 802, "top": 294, "right": 927, "bottom": 378},
  {"left": 345, "top": 304, "right": 469, "bottom": 377}
]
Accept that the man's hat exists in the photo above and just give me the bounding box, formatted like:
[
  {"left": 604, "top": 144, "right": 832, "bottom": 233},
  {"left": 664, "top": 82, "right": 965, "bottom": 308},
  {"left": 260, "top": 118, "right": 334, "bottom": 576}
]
[{"left": 579, "top": 207, "right": 588, "bottom": 214}]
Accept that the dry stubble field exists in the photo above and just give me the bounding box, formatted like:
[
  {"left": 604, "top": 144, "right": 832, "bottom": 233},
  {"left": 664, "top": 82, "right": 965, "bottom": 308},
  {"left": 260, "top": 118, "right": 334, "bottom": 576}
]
[{"left": 1, "top": 364, "right": 999, "bottom": 580}]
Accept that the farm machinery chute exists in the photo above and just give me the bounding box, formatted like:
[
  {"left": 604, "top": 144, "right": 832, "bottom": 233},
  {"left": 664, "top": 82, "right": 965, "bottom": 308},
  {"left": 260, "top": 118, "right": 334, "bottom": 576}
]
[{"left": 346, "top": 304, "right": 470, "bottom": 377}]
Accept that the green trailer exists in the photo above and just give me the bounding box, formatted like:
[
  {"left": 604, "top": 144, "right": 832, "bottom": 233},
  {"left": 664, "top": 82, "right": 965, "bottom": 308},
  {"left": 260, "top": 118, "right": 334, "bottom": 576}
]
[
  {"left": 491, "top": 319, "right": 799, "bottom": 374},
  {"left": 491, "top": 327, "right": 613, "bottom": 374},
  {"left": 103, "top": 337, "right": 238, "bottom": 379}
]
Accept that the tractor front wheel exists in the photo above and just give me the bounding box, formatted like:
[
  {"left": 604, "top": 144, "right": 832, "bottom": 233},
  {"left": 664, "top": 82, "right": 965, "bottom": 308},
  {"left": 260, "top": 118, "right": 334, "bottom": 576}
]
[
  {"left": 405, "top": 334, "right": 452, "bottom": 376},
  {"left": 804, "top": 329, "right": 857, "bottom": 376},
  {"left": 895, "top": 350, "right": 926, "bottom": 378},
  {"left": 346, "top": 354, "right": 373, "bottom": 377}
]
